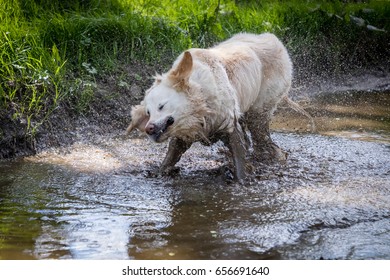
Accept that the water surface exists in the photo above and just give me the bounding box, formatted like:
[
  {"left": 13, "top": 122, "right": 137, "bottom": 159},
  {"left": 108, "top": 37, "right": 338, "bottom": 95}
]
[{"left": 0, "top": 91, "right": 389, "bottom": 259}]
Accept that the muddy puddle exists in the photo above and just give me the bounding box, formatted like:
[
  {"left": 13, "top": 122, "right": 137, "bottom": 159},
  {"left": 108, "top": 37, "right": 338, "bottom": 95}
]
[{"left": 0, "top": 91, "right": 389, "bottom": 260}]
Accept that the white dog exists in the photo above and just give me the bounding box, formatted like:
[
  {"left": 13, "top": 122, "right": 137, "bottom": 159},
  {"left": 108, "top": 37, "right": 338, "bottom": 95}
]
[{"left": 126, "top": 33, "right": 310, "bottom": 180}]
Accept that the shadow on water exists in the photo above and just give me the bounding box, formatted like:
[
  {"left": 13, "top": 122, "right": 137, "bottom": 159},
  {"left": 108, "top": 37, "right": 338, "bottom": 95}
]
[{"left": 0, "top": 91, "right": 389, "bottom": 260}]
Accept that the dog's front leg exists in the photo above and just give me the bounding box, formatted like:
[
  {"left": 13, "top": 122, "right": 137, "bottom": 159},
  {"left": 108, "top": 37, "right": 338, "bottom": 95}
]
[
  {"left": 160, "top": 138, "right": 192, "bottom": 175},
  {"left": 227, "top": 125, "right": 247, "bottom": 180}
]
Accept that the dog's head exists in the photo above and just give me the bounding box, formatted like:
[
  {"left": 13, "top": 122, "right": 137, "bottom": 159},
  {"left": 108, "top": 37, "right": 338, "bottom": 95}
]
[{"left": 126, "top": 51, "right": 198, "bottom": 143}]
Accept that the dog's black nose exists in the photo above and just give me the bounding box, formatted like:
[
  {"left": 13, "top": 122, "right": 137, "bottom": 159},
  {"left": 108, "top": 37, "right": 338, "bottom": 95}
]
[{"left": 166, "top": 116, "right": 174, "bottom": 126}]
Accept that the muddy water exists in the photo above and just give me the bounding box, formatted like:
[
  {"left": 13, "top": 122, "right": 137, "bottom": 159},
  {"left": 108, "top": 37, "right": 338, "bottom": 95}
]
[{"left": 0, "top": 91, "right": 389, "bottom": 260}]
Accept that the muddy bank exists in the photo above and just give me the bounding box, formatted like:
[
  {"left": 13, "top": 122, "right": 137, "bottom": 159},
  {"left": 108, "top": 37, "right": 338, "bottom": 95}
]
[
  {"left": 0, "top": 56, "right": 389, "bottom": 159},
  {"left": 36, "top": 69, "right": 390, "bottom": 154},
  {"left": 291, "top": 70, "right": 390, "bottom": 98},
  {"left": 0, "top": 61, "right": 161, "bottom": 158}
]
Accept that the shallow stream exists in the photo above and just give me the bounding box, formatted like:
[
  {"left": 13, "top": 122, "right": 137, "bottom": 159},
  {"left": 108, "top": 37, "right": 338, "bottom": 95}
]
[{"left": 0, "top": 91, "right": 389, "bottom": 259}]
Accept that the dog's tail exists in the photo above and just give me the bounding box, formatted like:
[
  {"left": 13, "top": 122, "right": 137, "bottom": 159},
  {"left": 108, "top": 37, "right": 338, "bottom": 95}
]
[{"left": 282, "top": 96, "right": 316, "bottom": 133}]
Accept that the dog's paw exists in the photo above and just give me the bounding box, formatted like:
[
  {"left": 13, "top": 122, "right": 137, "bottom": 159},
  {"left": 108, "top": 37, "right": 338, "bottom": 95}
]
[{"left": 159, "top": 166, "right": 181, "bottom": 177}]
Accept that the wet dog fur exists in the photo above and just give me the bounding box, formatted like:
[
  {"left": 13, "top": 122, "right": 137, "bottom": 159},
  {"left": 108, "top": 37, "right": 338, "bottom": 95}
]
[{"left": 126, "top": 33, "right": 308, "bottom": 180}]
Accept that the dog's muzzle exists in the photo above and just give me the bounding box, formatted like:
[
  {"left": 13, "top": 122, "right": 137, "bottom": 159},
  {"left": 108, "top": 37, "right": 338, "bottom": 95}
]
[{"left": 145, "top": 116, "right": 175, "bottom": 142}]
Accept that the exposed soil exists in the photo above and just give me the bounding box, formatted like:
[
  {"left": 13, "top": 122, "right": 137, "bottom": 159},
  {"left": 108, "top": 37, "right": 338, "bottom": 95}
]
[
  {"left": 0, "top": 60, "right": 165, "bottom": 158},
  {"left": 0, "top": 55, "right": 389, "bottom": 159}
]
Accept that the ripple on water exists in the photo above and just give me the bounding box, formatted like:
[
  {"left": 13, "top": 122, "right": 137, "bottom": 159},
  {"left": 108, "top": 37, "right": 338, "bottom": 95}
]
[{"left": 1, "top": 117, "right": 389, "bottom": 259}]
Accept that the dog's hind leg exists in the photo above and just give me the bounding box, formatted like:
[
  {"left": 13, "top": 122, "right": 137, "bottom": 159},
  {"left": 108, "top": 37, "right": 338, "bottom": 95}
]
[
  {"left": 245, "top": 109, "right": 287, "bottom": 163},
  {"left": 225, "top": 123, "right": 247, "bottom": 180},
  {"left": 160, "top": 138, "right": 192, "bottom": 175}
]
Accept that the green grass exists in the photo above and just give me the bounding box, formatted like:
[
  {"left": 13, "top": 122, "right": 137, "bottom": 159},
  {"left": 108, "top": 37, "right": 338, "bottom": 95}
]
[
  {"left": 0, "top": 0, "right": 389, "bottom": 141},
  {"left": 0, "top": 29, "right": 65, "bottom": 134}
]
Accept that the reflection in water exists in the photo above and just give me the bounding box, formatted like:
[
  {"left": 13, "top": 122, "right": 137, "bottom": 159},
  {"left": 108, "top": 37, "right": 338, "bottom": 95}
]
[
  {"left": 0, "top": 91, "right": 389, "bottom": 260},
  {"left": 0, "top": 163, "right": 176, "bottom": 259},
  {"left": 272, "top": 91, "right": 390, "bottom": 143}
]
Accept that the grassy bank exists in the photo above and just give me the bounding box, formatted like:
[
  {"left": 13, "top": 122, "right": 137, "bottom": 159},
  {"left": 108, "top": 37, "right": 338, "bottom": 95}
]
[{"left": 1, "top": 0, "right": 389, "bottom": 157}]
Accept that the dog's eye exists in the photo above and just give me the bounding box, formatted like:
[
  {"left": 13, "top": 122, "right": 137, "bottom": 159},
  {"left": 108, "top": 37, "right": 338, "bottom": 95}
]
[
  {"left": 158, "top": 104, "right": 164, "bottom": 111},
  {"left": 146, "top": 110, "right": 150, "bottom": 116}
]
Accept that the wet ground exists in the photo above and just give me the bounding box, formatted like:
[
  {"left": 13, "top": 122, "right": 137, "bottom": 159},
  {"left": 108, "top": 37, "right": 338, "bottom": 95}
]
[{"left": 0, "top": 91, "right": 389, "bottom": 260}]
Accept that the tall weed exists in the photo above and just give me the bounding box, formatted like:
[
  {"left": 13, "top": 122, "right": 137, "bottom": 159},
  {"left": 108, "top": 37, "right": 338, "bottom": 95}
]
[{"left": 0, "top": 31, "right": 66, "bottom": 135}]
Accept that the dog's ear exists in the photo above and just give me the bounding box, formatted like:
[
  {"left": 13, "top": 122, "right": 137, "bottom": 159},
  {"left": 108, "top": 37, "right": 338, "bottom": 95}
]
[
  {"left": 153, "top": 74, "right": 162, "bottom": 86},
  {"left": 168, "top": 51, "right": 193, "bottom": 88},
  {"left": 126, "top": 104, "right": 149, "bottom": 134}
]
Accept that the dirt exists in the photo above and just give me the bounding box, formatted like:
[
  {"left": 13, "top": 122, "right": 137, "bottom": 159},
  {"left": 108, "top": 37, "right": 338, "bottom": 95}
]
[
  {"left": 1, "top": 53, "right": 389, "bottom": 160},
  {"left": 0, "top": 61, "right": 161, "bottom": 158}
]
